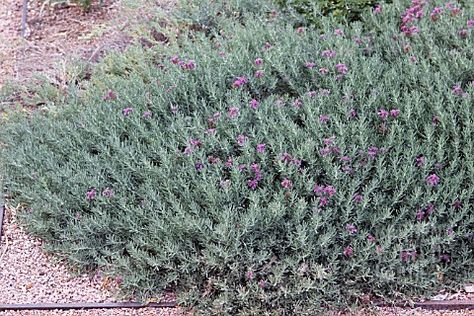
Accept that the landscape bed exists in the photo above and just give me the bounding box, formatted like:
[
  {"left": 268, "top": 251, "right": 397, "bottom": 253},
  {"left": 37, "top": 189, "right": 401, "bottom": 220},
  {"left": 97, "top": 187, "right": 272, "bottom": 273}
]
[{"left": 0, "top": 0, "right": 473, "bottom": 315}]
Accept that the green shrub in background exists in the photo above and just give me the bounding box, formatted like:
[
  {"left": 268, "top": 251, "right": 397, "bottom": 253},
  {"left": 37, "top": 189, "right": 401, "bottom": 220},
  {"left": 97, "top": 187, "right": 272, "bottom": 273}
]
[
  {"left": 39, "top": 0, "right": 103, "bottom": 10},
  {"left": 275, "top": 0, "right": 378, "bottom": 23},
  {"left": 1, "top": 0, "right": 474, "bottom": 315}
]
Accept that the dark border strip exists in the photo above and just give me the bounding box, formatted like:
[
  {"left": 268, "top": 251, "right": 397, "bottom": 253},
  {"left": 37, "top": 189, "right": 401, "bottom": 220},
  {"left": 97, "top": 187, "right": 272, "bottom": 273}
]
[
  {"left": 0, "top": 302, "right": 177, "bottom": 311},
  {"left": 376, "top": 300, "right": 474, "bottom": 310},
  {"left": 0, "top": 203, "right": 4, "bottom": 242}
]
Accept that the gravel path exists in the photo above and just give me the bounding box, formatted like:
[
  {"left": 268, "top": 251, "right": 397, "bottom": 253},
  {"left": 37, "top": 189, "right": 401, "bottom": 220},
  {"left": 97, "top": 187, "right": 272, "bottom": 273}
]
[{"left": 0, "top": 204, "right": 183, "bottom": 316}]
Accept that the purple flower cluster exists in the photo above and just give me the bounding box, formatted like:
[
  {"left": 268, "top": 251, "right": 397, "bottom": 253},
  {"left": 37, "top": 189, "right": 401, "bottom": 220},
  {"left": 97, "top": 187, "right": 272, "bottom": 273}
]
[
  {"left": 313, "top": 183, "right": 336, "bottom": 207},
  {"left": 232, "top": 76, "right": 248, "bottom": 88},
  {"left": 400, "top": 0, "right": 426, "bottom": 37},
  {"left": 170, "top": 55, "right": 196, "bottom": 70},
  {"left": 247, "top": 163, "right": 263, "bottom": 190}
]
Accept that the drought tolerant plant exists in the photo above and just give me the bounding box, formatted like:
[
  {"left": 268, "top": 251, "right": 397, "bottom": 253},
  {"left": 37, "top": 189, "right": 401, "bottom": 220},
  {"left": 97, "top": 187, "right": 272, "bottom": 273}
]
[{"left": 1, "top": 0, "right": 474, "bottom": 314}]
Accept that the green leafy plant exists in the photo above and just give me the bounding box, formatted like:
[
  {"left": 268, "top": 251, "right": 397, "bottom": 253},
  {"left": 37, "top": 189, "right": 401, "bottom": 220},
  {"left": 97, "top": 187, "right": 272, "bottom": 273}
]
[
  {"left": 1, "top": 0, "right": 473, "bottom": 315},
  {"left": 275, "top": 0, "right": 379, "bottom": 23}
]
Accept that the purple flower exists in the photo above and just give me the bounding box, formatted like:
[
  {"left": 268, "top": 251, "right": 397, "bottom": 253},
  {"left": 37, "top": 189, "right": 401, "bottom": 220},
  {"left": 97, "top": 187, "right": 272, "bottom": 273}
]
[
  {"left": 103, "top": 89, "right": 117, "bottom": 101},
  {"left": 183, "top": 146, "right": 193, "bottom": 155},
  {"left": 238, "top": 164, "right": 247, "bottom": 172},
  {"left": 353, "top": 194, "right": 363, "bottom": 203},
  {"left": 430, "top": 7, "right": 442, "bottom": 21},
  {"left": 349, "top": 108, "right": 358, "bottom": 118},
  {"left": 340, "top": 156, "right": 351, "bottom": 162},
  {"left": 432, "top": 115, "right": 440, "bottom": 126},
  {"left": 342, "top": 166, "right": 354, "bottom": 174},
  {"left": 319, "top": 196, "right": 329, "bottom": 207},
  {"left": 250, "top": 99, "right": 260, "bottom": 110},
  {"left": 143, "top": 111, "right": 152, "bottom": 119},
  {"left": 255, "top": 58, "right": 263, "bottom": 66},
  {"left": 281, "top": 178, "right": 293, "bottom": 189},
  {"left": 400, "top": 251, "right": 410, "bottom": 263},
  {"left": 256, "top": 143, "right": 266, "bottom": 153},
  {"left": 254, "top": 70, "right": 265, "bottom": 78},
  {"left": 195, "top": 162, "right": 204, "bottom": 171},
  {"left": 228, "top": 107, "right": 240, "bottom": 119},
  {"left": 207, "top": 156, "right": 220, "bottom": 164},
  {"left": 378, "top": 109, "right": 389, "bottom": 120},
  {"left": 281, "top": 152, "right": 292, "bottom": 163},
  {"left": 296, "top": 27, "right": 305, "bottom": 34},
  {"left": 353, "top": 37, "right": 363, "bottom": 45},
  {"left": 184, "top": 60, "right": 196, "bottom": 70},
  {"left": 324, "top": 136, "right": 335, "bottom": 145},
  {"left": 459, "top": 29, "right": 468, "bottom": 39},
  {"left": 307, "top": 91, "right": 317, "bottom": 98},
  {"left": 251, "top": 163, "right": 261, "bottom": 173},
  {"left": 263, "top": 42, "right": 272, "bottom": 50},
  {"left": 293, "top": 99, "right": 302, "bottom": 108},
  {"left": 319, "top": 114, "right": 330, "bottom": 124},
  {"left": 101, "top": 187, "right": 114, "bottom": 198},
  {"left": 170, "top": 55, "right": 180, "bottom": 64},
  {"left": 345, "top": 224, "right": 358, "bottom": 234},
  {"left": 416, "top": 155, "right": 425, "bottom": 167},
  {"left": 189, "top": 138, "right": 202, "bottom": 148},
  {"left": 232, "top": 76, "right": 248, "bottom": 88},
  {"left": 468, "top": 19, "right": 474, "bottom": 29},
  {"left": 390, "top": 109, "right": 400, "bottom": 118},
  {"left": 426, "top": 173, "right": 440, "bottom": 186},
  {"left": 368, "top": 146, "right": 378, "bottom": 158},
  {"left": 343, "top": 246, "right": 353, "bottom": 257},
  {"left": 452, "top": 200, "right": 462, "bottom": 209},
  {"left": 319, "top": 67, "right": 329, "bottom": 75},
  {"left": 313, "top": 184, "right": 324, "bottom": 195},
  {"left": 334, "top": 29, "right": 344, "bottom": 36},
  {"left": 323, "top": 185, "right": 336, "bottom": 197},
  {"left": 447, "top": 228, "right": 454, "bottom": 236},
  {"left": 335, "top": 63, "right": 348, "bottom": 75},
  {"left": 373, "top": 4, "right": 382, "bottom": 14},
  {"left": 258, "top": 280, "right": 266, "bottom": 289},
  {"left": 86, "top": 189, "right": 96, "bottom": 201},
  {"left": 305, "top": 62, "right": 316, "bottom": 69},
  {"left": 416, "top": 210, "right": 425, "bottom": 221},
  {"left": 237, "top": 134, "right": 248, "bottom": 146},
  {"left": 367, "top": 234, "right": 376, "bottom": 242},
  {"left": 452, "top": 85, "right": 466, "bottom": 96},
  {"left": 122, "top": 107, "right": 133, "bottom": 116},
  {"left": 319, "top": 147, "right": 332, "bottom": 157},
  {"left": 225, "top": 157, "right": 233, "bottom": 168},
  {"left": 321, "top": 50, "right": 336, "bottom": 58},
  {"left": 425, "top": 203, "right": 435, "bottom": 215},
  {"left": 246, "top": 270, "right": 254, "bottom": 280},
  {"left": 291, "top": 159, "right": 301, "bottom": 167},
  {"left": 247, "top": 179, "right": 258, "bottom": 190}
]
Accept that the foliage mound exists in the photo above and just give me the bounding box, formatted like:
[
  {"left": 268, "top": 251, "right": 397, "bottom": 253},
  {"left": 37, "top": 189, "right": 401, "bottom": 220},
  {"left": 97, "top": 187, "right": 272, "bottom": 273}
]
[{"left": 1, "top": 0, "right": 474, "bottom": 314}]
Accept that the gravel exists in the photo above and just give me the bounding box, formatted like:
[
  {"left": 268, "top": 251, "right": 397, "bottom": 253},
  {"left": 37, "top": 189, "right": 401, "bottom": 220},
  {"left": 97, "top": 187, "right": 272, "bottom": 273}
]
[
  {"left": 0, "top": 204, "right": 183, "bottom": 316},
  {"left": 0, "top": 204, "right": 472, "bottom": 316}
]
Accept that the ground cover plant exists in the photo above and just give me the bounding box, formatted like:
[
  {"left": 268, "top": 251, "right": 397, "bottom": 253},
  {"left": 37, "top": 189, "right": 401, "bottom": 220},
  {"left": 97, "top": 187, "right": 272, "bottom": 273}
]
[{"left": 1, "top": 0, "right": 474, "bottom": 314}]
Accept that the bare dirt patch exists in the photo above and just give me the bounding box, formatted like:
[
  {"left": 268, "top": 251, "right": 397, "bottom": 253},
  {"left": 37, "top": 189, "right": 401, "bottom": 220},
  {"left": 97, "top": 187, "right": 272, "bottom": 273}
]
[{"left": 0, "top": 0, "right": 131, "bottom": 88}]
